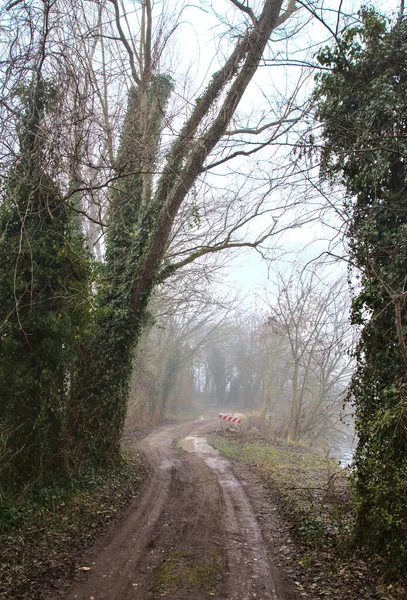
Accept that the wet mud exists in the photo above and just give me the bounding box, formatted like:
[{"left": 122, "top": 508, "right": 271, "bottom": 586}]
[{"left": 62, "top": 420, "right": 299, "bottom": 600}]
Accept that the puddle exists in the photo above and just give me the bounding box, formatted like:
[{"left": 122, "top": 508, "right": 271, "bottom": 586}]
[
  {"left": 179, "top": 436, "right": 230, "bottom": 472},
  {"left": 159, "top": 457, "right": 179, "bottom": 470},
  {"left": 179, "top": 436, "right": 216, "bottom": 454}
]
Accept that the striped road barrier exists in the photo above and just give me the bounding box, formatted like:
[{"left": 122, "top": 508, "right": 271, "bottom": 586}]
[{"left": 216, "top": 413, "right": 242, "bottom": 433}]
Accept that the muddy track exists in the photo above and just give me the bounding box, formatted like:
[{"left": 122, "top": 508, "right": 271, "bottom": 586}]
[{"left": 64, "top": 420, "right": 298, "bottom": 600}]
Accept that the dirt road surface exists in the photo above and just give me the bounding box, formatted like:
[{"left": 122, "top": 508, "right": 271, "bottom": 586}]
[{"left": 63, "top": 420, "right": 299, "bottom": 600}]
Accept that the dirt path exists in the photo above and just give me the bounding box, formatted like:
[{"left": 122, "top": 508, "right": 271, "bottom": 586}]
[{"left": 63, "top": 420, "right": 298, "bottom": 600}]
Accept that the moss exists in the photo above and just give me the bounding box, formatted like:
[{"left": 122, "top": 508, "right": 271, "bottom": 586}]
[{"left": 154, "top": 548, "right": 222, "bottom": 598}]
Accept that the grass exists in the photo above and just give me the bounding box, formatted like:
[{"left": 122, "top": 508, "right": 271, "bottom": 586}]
[
  {"left": 209, "top": 429, "right": 407, "bottom": 597},
  {"left": 208, "top": 431, "right": 407, "bottom": 598},
  {"left": 209, "top": 432, "right": 353, "bottom": 550},
  {"left": 154, "top": 548, "right": 222, "bottom": 598},
  {"left": 0, "top": 441, "right": 147, "bottom": 600}
]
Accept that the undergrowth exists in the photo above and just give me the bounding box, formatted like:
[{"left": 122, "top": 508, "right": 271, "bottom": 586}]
[
  {"left": 209, "top": 432, "right": 353, "bottom": 551},
  {"left": 210, "top": 430, "right": 407, "bottom": 596},
  {"left": 0, "top": 441, "right": 147, "bottom": 600}
]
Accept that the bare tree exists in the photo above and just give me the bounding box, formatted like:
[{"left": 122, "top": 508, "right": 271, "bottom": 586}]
[
  {"left": 263, "top": 266, "right": 355, "bottom": 442},
  {"left": 127, "top": 281, "right": 234, "bottom": 424}
]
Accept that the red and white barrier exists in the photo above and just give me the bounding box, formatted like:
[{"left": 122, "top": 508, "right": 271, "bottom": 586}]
[
  {"left": 216, "top": 413, "right": 242, "bottom": 432},
  {"left": 219, "top": 413, "right": 241, "bottom": 424}
]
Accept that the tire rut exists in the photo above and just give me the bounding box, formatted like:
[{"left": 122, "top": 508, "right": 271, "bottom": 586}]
[{"left": 63, "top": 420, "right": 298, "bottom": 600}]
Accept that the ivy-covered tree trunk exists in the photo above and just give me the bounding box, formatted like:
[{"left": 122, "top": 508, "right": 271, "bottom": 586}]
[
  {"left": 68, "top": 76, "right": 174, "bottom": 466},
  {"left": 69, "top": 0, "right": 286, "bottom": 467},
  {"left": 314, "top": 12, "right": 407, "bottom": 574},
  {"left": 0, "top": 78, "right": 91, "bottom": 483}
]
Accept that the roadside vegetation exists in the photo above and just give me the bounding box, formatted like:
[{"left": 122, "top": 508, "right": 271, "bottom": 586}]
[
  {"left": 210, "top": 416, "right": 407, "bottom": 598},
  {"left": 0, "top": 441, "right": 146, "bottom": 600},
  {"left": 211, "top": 428, "right": 352, "bottom": 551}
]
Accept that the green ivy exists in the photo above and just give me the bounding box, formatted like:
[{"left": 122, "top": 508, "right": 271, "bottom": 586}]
[
  {"left": 0, "top": 77, "right": 92, "bottom": 483},
  {"left": 68, "top": 75, "right": 174, "bottom": 467},
  {"left": 314, "top": 11, "right": 407, "bottom": 576}
]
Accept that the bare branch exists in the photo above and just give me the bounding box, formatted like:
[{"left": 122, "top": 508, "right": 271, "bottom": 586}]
[
  {"left": 108, "top": 0, "right": 141, "bottom": 85},
  {"left": 158, "top": 230, "right": 273, "bottom": 282},
  {"left": 275, "top": 0, "right": 298, "bottom": 27},
  {"left": 228, "top": 0, "right": 258, "bottom": 25}
]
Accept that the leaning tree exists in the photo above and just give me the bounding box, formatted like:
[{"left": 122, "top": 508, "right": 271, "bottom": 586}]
[{"left": 67, "top": 0, "right": 304, "bottom": 466}]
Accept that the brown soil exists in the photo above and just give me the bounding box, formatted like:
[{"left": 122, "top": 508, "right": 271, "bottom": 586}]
[{"left": 59, "top": 420, "right": 300, "bottom": 600}]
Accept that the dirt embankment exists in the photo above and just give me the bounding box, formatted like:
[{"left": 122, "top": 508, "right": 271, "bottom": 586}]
[{"left": 61, "top": 420, "right": 299, "bottom": 600}]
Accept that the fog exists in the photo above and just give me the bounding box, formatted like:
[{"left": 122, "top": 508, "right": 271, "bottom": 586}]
[{"left": 126, "top": 261, "right": 357, "bottom": 462}]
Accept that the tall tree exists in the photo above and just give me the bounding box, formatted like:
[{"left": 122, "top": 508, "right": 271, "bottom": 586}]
[
  {"left": 0, "top": 0, "right": 322, "bottom": 480},
  {"left": 314, "top": 9, "right": 407, "bottom": 572},
  {"left": 0, "top": 77, "right": 90, "bottom": 480},
  {"left": 68, "top": 0, "right": 301, "bottom": 466},
  {"left": 67, "top": 75, "right": 174, "bottom": 465},
  {"left": 208, "top": 346, "right": 228, "bottom": 406},
  {"left": 264, "top": 269, "right": 353, "bottom": 442}
]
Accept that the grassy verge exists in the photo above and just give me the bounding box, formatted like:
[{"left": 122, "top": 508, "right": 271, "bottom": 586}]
[
  {"left": 209, "top": 432, "right": 352, "bottom": 551},
  {"left": 0, "top": 441, "right": 147, "bottom": 600},
  {"left": 210, "top": 430, "right": 407, "bottom": 598}
]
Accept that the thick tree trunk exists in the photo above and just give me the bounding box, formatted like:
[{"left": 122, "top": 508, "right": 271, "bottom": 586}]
[{"left": 69, "top": 0, "right": 288, "bottom": 468}]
